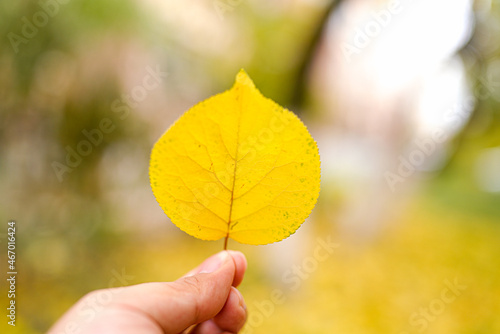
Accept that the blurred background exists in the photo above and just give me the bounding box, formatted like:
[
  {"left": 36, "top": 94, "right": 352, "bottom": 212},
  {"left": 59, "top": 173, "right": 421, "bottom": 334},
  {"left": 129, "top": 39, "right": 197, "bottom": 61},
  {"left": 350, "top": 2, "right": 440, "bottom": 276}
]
[{"left": 1, "top": 0, "right": 499, "bottom": 333}]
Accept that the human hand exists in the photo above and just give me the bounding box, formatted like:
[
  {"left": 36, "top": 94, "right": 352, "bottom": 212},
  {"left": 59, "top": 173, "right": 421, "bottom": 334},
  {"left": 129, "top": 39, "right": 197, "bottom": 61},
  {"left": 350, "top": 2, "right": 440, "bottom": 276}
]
[{"left": 49, "top": 251, "right": 247, "bottom": 334}]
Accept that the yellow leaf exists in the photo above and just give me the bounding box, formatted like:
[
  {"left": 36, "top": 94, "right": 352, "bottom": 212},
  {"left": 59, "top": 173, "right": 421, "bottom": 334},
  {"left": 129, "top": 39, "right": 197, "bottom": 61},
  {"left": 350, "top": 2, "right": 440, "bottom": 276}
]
[{"left": 149, "top": 70, "right": 320, "bottom": 246}]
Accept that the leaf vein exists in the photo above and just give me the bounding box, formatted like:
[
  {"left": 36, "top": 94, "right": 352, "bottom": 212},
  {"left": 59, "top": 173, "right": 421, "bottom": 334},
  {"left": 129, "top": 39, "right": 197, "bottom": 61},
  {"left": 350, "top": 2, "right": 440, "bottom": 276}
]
[
  {"left": 180, "top": 217, "right": 226, "bottom": 233},
  {"left": 233, "top": 161, "right": 296, "bottom": 200}
]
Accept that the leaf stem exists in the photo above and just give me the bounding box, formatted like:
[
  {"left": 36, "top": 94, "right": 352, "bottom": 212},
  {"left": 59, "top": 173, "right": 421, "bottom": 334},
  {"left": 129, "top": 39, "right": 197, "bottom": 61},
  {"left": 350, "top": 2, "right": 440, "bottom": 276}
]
[{"left": 223, "top": 236, "right": 228, "bottom": 250}]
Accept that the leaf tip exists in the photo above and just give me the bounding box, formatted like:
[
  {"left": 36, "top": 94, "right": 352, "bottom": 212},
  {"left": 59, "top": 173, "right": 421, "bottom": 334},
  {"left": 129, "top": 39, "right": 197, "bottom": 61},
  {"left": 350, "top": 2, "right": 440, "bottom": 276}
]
[{"left": 235, "top": 68, "right": 255, "bottom": 89}]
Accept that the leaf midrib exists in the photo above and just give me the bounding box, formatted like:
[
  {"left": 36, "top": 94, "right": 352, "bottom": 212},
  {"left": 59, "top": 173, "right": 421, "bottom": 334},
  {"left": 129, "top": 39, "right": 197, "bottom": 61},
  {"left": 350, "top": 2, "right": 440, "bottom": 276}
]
[{"left": 225, "top": 89, "right": 244, "bottom": 243}]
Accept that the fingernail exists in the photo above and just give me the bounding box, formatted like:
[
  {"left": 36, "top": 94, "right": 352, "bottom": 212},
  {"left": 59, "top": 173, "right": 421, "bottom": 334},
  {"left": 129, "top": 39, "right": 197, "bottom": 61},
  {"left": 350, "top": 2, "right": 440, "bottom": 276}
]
[
  {"left": 226, "top": 250, "right": 245, "bottom": 263},
  {"left": 226, "top": 250, "right": 247, "bottom": 269},
  {"left": 199, "top": 251, "right": 229, "bottom": 274}
]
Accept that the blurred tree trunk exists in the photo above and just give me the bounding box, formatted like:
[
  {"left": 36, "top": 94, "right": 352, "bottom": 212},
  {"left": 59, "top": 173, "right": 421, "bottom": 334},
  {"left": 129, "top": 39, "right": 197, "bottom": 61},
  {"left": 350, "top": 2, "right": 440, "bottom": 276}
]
[{"left": 290, "top": 0, "right": 344, "bottom": 110}]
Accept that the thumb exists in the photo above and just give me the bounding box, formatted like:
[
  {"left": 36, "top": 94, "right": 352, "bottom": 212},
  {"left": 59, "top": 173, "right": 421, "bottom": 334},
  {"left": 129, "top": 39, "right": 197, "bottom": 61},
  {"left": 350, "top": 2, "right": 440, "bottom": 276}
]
[
  {"left": 184, "top": 250, "right": 247, "bottom": 287},
  {"left": 115, "top": 250, "right": 247, "bottom": 333}
]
